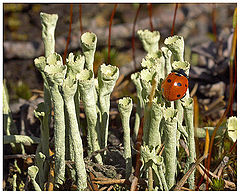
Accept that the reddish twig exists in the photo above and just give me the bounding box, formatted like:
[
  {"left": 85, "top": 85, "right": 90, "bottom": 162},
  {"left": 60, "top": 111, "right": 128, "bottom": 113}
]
[
  {"left": 132, "top": 4, "right": 142, "bottom": 71},
  {"left": 4, "top": 154, "right": 35, "bottom": 160},
  {"left": 171, "top": 3, "right": 179, "bottom": 36},
  {"left": 108, "top": 4, "right": 118, "bottom": 64},
  {"left": 229, "top": 140, "right": 237, "bottom": 154},
  {"left": 79, "top": 4, "right": 83, "bottom": 36},
  {"left": 89, "top": 172, "right": 99, "bottom": 191},
  {"left": 147, "top": 3, "right": 153, "bottom": 31},
  {"left": 231, "top": 54, "right": 237, "bottom": 115},
  {"left": 63, "top": 4, "right": 73, "bottom": 64}
]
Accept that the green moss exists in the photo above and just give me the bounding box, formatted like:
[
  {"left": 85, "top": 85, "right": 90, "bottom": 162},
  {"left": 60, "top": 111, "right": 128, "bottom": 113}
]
[{"left": 13, "top": 81, "right": 32, "bottom": 100}]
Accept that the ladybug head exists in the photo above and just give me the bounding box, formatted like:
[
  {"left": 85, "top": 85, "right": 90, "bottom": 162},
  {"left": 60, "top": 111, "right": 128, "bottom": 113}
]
[{"left": 171, "top": 69, "right": 188, "bottom": 79}]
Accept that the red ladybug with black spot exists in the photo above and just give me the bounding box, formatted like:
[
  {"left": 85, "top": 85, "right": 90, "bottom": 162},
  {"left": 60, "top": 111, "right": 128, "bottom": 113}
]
[{"left": 161, "top": 69, "right": 188, "bottom": 101}]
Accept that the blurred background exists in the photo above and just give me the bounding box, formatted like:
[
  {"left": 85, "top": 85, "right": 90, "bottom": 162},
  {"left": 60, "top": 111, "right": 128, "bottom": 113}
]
[{"left": 3, "top": 3, "right": 236, "bottom": 126}]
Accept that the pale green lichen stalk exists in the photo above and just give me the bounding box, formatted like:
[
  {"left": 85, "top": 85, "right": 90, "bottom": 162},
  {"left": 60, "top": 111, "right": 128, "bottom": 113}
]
[
  {"left": 172, "top": 61, "right": 190, "bottom": 152},
  {"left": 34, "top": 53, "right": 67, "bottom": 187},
  {"left": 182, "top": 97, "right": 196, "bottom": 190},
  {"left": 80, "top": 32, "right": 97, "bottom": 72},
  {"left": 66, "top": 53, "right": 86, "bottom": 137},
  {"left": 141, "top": 51, "right": 165, "bottom": 81},
  {"left": 3, "top": 135, "right": 40, "bottom": 145},
  {"left": 161, "top": 47, "right": 172, "bottom": 76},
  {"left": 66, "top": 52, "right": 85, "bottom": 76},
  {"left": 164, "top": 35, "right": 184, "bottom": 62},
  {"left": 40, "top": 12, "right": 58, "bottom": 128},
  {"left": 163, "top": 107, "right": 178, "bottom": 189},
  {"left": 77, "top": 70, "right": 102, "bottom": 164},
  {"left": 40, "top": 12, "right": 58, "bottom": 58},
  {"left": 61, "top": 77, "right": 87, "bottom": 190},
  {"left": 34, "top": 103, "right": 49, "bottom": 158},
  {"left": 34, "top": 102, "right": 49, "bottom": 187},
  {"left": 34, "top": 150, "right": 46, "bottom": 189},
  {"left": 3, "top": 81, "right": 24, "bottom": 153},
  {"left": 28, "top": 166, "right": 41, "bottom": 191},
  {"left": 140, "top": 145, "right": 168, "bottom": 191},
  {"left": 130, "top": 72, "right": 144, "bottom": 141},
  {"left": 33, "top": 13, "right": 58, "bottom": 187},
  {"left": 139, "top": 69, "right": 155, "bottom": 145},
  {"left": 98, "top": 64, "right": 119, "bottom": 149},
  {"left": 139, "top": 69, "right": 154, "bottom": 103},
  {"left": 148, "top": 100, "right": 163, "bottom": 147},
  {"left": 118, "top": 97, "right": 133, "bottom": 178},
  {"left": 227, "top": 116, "right": 237, "bottom": 142},
  {"left": 137, "top": 29, "right": 160, "bottom": 54}
]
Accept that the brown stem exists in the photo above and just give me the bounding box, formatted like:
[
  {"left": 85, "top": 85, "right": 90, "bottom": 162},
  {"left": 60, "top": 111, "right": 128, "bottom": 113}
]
[
  {"left": 171, "top": 3, "right": 179, "bottom": 36},
  {"left": 79, "top": 4, "right": 83, "bottom": 36},
  {"left": 147, "top": 3, "right": 153, "bottom": 31},
  {"left": 132, "top": 4, "right": 142, "bottom": 70},
  {"left": 108, "top": 4, "right": 118, "bottom": 64},
  {"left": 231, "top": 53, "right": 237, "bottom": 115}
]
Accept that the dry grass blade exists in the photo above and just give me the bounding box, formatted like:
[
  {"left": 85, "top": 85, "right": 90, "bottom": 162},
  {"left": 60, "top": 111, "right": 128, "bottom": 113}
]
[
  {"left": 107, "top": 185, "right": 114, "bottom": 191},
  {"left": 179, "top": 139, "right": 189, "bottom": 157},
  {"left": 99, "top": 186, "right": 108, "bottom": 191},
  {"left": 181, "top": 186, "right": 193, "bottom": 191},
  {"left": 93, "top": 177, "right": 111, "bottom": 181},
  {"left": 198, "top": 163, "right": 236, "bottom": 189},
  {"left": 130, "top": 176, "right": 139, "bottom": 191},
  {"left": 92, "top": 179, "right": 126, "bottom": 185},
  {"left": 114, "top": 74, "right": 125, "bottom": 88},
  {"left": 213, "top": 156, "right": 229, "bottom": 177},
  {"left": 88, "top": 172, "right": 99, "bottom": 191},
  {"left": 87, "top": 180, "right": 93, "bottom": 191},
  {"left": 206, "top": 96, "right": 224, "bottom": 111},
  {"left": 196, "top": 164, "right": 212, "bottom": 185},
  {"left": 157, "top": 144, "right": 165, "bottom": 156},
  {"left": 190, "top": 83, "right": 198, "bottom": 97}
]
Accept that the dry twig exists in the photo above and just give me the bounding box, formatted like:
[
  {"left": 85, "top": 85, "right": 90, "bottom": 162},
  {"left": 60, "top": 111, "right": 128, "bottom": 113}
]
[
  {"left": 93, "top": 179, "right": 126, "bottom": 185},
  {"left": 174, "top": 129, "right": 210, "bottom": 191},
  {"left": 198, "top": 163, "right": 236, "bottom": 189}
]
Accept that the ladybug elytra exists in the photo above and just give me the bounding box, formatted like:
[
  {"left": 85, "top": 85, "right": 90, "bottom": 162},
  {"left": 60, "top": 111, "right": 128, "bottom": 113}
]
[{"left": 161, "top": 69, "right": 188, "bottom": 101}]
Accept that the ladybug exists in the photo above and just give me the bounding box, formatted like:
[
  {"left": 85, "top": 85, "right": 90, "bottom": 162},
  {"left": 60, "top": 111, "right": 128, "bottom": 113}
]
[{"left": 161, "top": 69, "right": 188, "bottom": 101}]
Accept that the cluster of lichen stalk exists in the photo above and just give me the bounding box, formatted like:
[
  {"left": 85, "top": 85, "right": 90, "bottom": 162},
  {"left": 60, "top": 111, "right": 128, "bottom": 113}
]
[
  {"left": 120, "top": 29, "right": 196, "bottom": 191},
  {"left": 27, "top": 12, "right": 196, "bottom": 191},
  {"left": 31, "top": 12, "right": 119, "bottom": 190}
]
